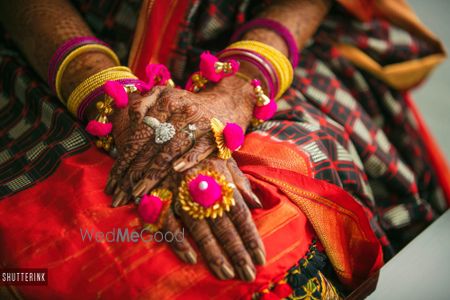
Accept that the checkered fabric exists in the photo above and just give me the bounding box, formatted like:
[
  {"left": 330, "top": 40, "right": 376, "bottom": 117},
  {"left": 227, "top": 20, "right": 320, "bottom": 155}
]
[{"left": 0, "top": 35, "right": 91, "bottom": 198}]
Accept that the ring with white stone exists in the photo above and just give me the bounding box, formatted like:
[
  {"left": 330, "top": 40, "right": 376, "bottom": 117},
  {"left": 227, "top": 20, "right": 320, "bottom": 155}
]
[
  {"left": 182, "top": 124, "right": 197, "bottom": 144},
  {"left": 143, "top": 116, "right": 176, "bottom": 144}
]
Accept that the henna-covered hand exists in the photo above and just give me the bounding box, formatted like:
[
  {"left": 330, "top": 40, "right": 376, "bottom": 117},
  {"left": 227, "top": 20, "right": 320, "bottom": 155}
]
[
  {"left": 160, "top": 157, "right": 265, "bottom": 281},
  {"left": 105, "top": 75, "right": 257, "bottom": 207}
]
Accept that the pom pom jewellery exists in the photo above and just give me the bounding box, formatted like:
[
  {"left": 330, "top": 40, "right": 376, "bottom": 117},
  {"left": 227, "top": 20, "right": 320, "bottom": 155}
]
[
  {"left": 79, "top": 63, "right": 175, "bottom": 152},
  {"left": 178, "top": 170, "right": 235, "bottom": 219},
  {"left": 251, "top": 79, "right": 277, "bottom": 126},
  {"left": 136, "top": 188, "right": 173, "bottom": 233},
  {"left": 210, "top": 118, "right": 245, "bottom": 159},
  {"left": 143, "top": 116, "right": 176, "bottom": 144},
  {"left": 86, "top": 81, "right": 139, "bottom": 151},
  {"left": 185, "top": 52, "right": 239, "bottom": 92},
  {"left": 199, "top": 51, "right": 239, "bottom": 82}
]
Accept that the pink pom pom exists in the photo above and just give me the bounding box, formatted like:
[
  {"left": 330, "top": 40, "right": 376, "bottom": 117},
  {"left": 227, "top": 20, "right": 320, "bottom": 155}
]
[
  {"left": 251, "top": 79, "right": 261, "bottom": 88},
  {"left": 200, "top": 51, "right": 222, "bottom": 82},
  {"left": 188, "top": 175, "right": 222, "bottom": 208},
  {"left": 86, "top": 120, "right": 112, "bottom": 137},
  {"left": 146, "top": 64, "right": 171, "bottom": 86},
  {"left": 138, "top": 194, "right": 163, "bottom": 224},
  {"left": 223, "top": 123, "right": 244, "bottom": 151},
  {"left": 253, "top": 99, "right": 277, "bottom": 121},
  {"left": 104, "top": 81, "right": 128, "bottom": 108}
]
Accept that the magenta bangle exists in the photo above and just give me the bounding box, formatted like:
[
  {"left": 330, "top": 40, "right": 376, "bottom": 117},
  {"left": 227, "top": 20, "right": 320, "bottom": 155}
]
[
  {"left": 48, "top": 37, "right": 108, "bottom": 91},
  {"left": 221, "top": 53, "right": 276, "bottom": 99},
  {"left": 230, "top": 18, "right": 299, "bottom": 67},
  {"left": 77, "top": 78, "right": 141, "bottom": 121},
  {"left": 218, "top": 49, "right": 279, "bottom": 99}
]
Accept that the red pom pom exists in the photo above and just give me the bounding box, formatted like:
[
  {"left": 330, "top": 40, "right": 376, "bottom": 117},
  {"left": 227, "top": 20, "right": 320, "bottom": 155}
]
[
  {"left": 104, "top": 80, "right": 128, "bottom": 108},
  {"left": 260, "top": 292, "right": 280, "bottom": 300},
  {"left": 199, "top": 51, "right": 222, "bottom": 82},
  {"left": 188, "top": 175, "right": 222, "bottom": 208},
  {"left": 223, "top": 123, "right": 244, "bottom": 151},
  {"left": 253, "top": 99, "right": 277, "bottom": 121},
  {"left": 272, "top": 283, "right": 293, "bottom": 298},
  {"left": 138, "top": 194, "right": 163, "bottom": 224},
  {"left": 86, "top": 120, "right": 112, "bottom": 137}
]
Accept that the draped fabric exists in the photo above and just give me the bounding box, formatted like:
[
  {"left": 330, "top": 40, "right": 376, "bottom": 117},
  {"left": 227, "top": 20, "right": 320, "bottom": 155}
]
[{"left": 0, "top": 0, "right": 448, "bottom": 299}]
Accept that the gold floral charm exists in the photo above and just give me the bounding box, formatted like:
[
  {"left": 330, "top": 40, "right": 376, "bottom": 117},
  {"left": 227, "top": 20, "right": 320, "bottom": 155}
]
[
  {"left": 178, "top": 170, "right": 235, "bottom": 220},
  {"left": 210, "top": 117, "right": 245, "bottom": 160},
  {"left": 138, "top": 188, "right": 172, "bottom": 233}
]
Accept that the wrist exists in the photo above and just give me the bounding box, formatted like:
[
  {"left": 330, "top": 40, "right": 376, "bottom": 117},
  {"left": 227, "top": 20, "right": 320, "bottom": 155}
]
[
  {"left": 60, "top": 51, "right": 117, "bottom": 101},
  {"left": 208, "top": 75, "right": 256, "bottom": 130}
]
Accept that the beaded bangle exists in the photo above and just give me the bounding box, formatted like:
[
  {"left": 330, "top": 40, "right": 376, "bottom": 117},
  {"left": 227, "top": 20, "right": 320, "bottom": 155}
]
[
  {"left": 77, "top": 78, "right": 141, "bottom": 121},
  {"left": 227, "top": 41, "right": 293, "bottom": 99},
  {"left": 48, "top": 37, "right": 107, "bottom": 90},
  {"left": 230, "top": 18, "right": 299, "bottom": 67},
  {"left": 55, "top": 44, "right": 121, "bottom": 103},
  {"left": 67, "top": 66, "right": 137, "bottom": 117}
]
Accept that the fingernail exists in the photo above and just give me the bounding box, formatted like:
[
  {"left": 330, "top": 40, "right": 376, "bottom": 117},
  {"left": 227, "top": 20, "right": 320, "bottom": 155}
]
[
  {"left": 252, "top": 193, "right": 263, "bottom": 208},
  {"left": 132, "top": 180, "right": 147, "bottom": 197},
  {"left": 173, "top": 161, "right": 186, "bottom": 172},
  {"left": 242, "top": 265, "right": 256, "bottom": 282},
  {"left": 221, "top": 264, "right": 235, "bottom": 279},
  {"left": 253, "top": 248, "right": 266, "bottom": 265},
  {"left": 185, "top": 251, "right": 197, "bottom": 264},
  {"left": 112, "top": 197, "right": 121, "bottom": 208},
  {"left": 211, "top": 265, "right": 226, "bottom": 280},
  {"left": 112, "top": 191, "right": 127, "bottom": 207}
]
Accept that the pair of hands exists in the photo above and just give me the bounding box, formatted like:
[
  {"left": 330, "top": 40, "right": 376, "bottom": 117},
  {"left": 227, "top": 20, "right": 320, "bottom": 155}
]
[{"left": 105, "top": 76, "right": 265, "bottom": 281}]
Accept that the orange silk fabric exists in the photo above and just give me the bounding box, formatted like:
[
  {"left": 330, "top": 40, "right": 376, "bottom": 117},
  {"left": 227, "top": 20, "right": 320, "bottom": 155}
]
[{"left": 235, "top": 133, "right": 383, "bottom": 288}]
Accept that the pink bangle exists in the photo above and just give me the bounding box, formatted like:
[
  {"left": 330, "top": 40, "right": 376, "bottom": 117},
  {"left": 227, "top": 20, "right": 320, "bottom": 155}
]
[
  {"left": 48, "top": 37, "right": 108, "bottom": 91},
  {"left": 230, "top": 18, "right": 299, "bottom": 67},
  {"left": 218, "top": 49, "right": 279, "bottom": 99}
]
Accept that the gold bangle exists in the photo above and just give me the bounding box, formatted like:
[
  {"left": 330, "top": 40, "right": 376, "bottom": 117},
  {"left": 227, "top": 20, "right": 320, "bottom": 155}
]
[
  {"left": 55, "top": 44, "right": 121, "bottom": 103},
  {"left": 67, "top": 66, "right": 137, "bottom": 116},
  {"left": 227, "top": 41, "right": 293, "bottom": 99}
]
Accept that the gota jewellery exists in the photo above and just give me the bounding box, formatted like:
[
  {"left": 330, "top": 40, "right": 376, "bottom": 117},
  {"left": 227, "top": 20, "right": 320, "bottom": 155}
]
[
  {"left": 175, "top": 36, "right": 294, "bottom": 220},
  {"left": 136, "top": 188, "right": 173, "bottom": 233},
  {"left": 178, "top": 170, "right": 235, "bottom": 220},
  {"left": 53, "top": 20, "right": 297, "bottom": 223}
]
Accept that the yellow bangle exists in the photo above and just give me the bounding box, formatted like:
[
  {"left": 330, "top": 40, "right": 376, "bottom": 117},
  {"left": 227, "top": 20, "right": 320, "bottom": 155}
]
[
  {"left": 55, "top": 44, "right": 121, "bottom": 103},
  {"left": 227, "top": 41, "right": 293, "bottom": 99},
  {"left": 240, "top": 41, "right": 293, "bottom": 97},
  {"left": 67, "top": 66, "right": 137, "bottom": 117}
]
